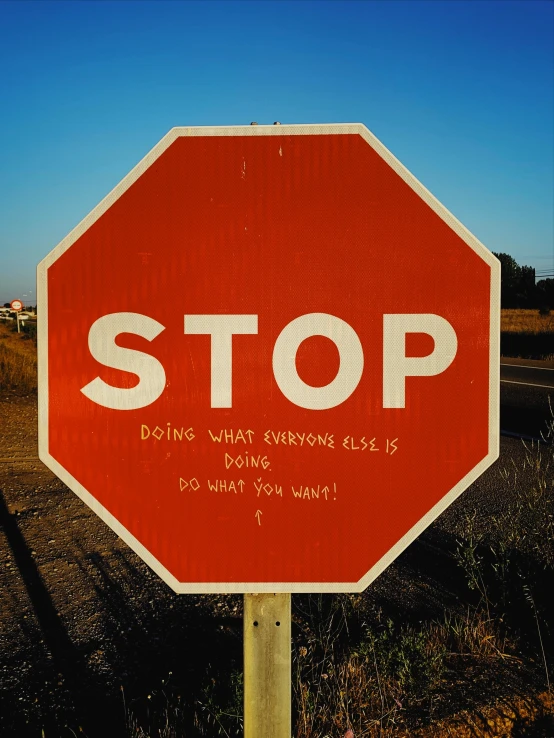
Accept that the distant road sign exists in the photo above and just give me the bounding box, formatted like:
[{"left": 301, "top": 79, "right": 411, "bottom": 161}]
[
  {"left": 10, "top": 299, "right": 23, "bottom": 311},
  {"left": 38, "top": 124, "right": 500, "bottom": 593}
]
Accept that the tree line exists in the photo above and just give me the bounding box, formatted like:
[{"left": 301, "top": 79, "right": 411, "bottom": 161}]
[{"left": 492, "top": 253, "right": 553, "bottom": 310}]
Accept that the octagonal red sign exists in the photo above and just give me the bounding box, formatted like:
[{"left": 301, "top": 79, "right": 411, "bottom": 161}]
[{"left": 37, "top": 124, "right": 500, "bottom": 593}]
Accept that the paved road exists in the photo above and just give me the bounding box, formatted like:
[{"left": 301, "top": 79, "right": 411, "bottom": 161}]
[{"left": 500, "top": 359, "right": 554, "bottom": 439}]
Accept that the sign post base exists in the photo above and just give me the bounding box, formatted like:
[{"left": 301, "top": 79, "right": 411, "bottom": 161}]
[{"left": 244, "top": 593, "right": 291, "bottom": 738}]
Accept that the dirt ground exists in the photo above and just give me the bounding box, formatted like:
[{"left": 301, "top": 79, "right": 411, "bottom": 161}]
[{"left": 1, "top": 389, "right": 553, "bottom": 737}]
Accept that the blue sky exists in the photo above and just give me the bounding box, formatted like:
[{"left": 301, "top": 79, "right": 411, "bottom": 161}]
[{"left": 0, "top": 0, "right": 552, "bottom": 305}]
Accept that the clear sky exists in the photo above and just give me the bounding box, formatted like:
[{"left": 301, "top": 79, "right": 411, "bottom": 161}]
[{"left": 0, "top": 0, "right": 552, "bottom": 305}]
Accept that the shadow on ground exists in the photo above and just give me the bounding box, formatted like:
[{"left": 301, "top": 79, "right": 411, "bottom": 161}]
[{"left": 0, "top": 486, "right": 242, "bottom": 738}]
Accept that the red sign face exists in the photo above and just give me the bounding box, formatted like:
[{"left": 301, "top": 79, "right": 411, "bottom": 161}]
[
  {"left": 11, "top": 299, "right": 23, "bottom": 311},
  {"left": 38, "top": 125, "right": 500, "bottom": 593}
]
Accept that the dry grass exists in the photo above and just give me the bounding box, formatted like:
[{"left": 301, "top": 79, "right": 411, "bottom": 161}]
[
  {"left": 291, "top": 599, "right": 522, "bottom": 738},
  {"left": 0, "top": 322, "right": 37, "bottom": 394},
  {"left": 501, "top": 309, "right": 554, "bottom": 334},
  {"left": 438, "top": 609, "right": 513, "bottom": 661},
  {"left": 293, "top": 612, "right": 448, "bottom": 737}
]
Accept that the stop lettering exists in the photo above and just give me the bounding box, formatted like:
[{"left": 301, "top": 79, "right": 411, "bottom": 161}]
[{"left": 81, "top": 311, "right": 457, "bottom": 410}]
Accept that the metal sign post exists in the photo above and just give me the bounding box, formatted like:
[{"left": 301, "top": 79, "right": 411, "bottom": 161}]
[{"left": 244, "top": 593, "right": 291, "bottom": 738}]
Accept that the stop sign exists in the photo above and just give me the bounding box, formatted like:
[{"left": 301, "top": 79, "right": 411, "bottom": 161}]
[{"left": 37, "top": 124, "right": 499, "bottom": 593}]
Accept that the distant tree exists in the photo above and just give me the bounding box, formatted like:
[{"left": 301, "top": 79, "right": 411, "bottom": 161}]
[
  {"left": 3, "top": 303, "right": 10, "bottom": 308},
  {"left": 536, "top": 278, "right": 554, "bottom": 312},
  {"left": 492, "top": 252, "right": 536, "bottom": 308}
]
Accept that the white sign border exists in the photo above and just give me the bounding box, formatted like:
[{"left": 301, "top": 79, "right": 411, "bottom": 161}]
[{"left": 37, "top": 123, "right": 500, "bottom": 594}]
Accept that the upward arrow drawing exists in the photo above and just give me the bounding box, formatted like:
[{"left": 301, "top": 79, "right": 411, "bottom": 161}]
[{"left": 255, "top": 510, "right": 262, "bottom": 526}]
